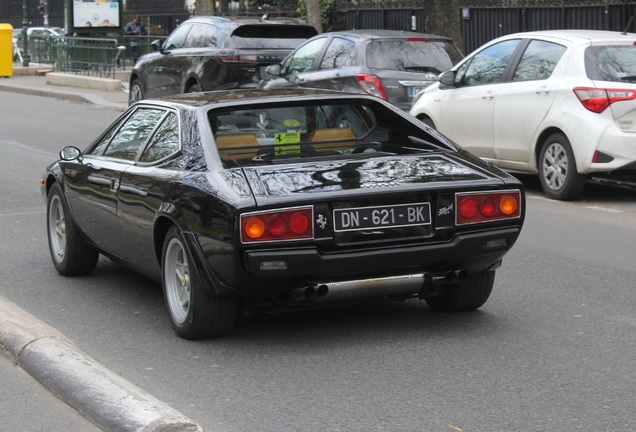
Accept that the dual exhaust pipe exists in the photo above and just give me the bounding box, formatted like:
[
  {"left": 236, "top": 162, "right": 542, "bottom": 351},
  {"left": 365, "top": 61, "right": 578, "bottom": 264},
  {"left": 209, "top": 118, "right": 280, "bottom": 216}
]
[{"left": 289, "top": 270, "right": 468, "bottom": 302}]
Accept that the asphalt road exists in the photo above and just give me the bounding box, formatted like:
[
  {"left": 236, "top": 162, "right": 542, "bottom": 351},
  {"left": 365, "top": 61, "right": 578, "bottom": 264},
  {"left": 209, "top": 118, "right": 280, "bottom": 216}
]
[{"left": 1, "top": 91, "right": 635, "bottom": 432}]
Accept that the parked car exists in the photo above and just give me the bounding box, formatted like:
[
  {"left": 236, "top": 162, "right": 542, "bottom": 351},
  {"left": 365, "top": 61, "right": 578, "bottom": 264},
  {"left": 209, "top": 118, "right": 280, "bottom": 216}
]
[
  {"left": 42, "top": 88, "right": 525, "bottom": 339},
  {"left": 12, "top": 26, "right": 65, "bottom": 62},
  {"left": 128, "top": 16, "right": 318, "bottom": 104},
  {"left": 12, "top": 26, "right": 65, "bottom": 40},
  {"left": 410, "top": 29, "right": 636, "bottom": 200},
  {"left": 261, "top": 30, "right": 463, "bottom": 110}
]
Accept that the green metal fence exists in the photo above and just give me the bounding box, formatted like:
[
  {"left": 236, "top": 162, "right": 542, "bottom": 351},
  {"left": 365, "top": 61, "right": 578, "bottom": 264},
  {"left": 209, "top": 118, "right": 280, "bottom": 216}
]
[
  {"left": 55, "top": 37, "right": 122, "bottom": 77},
  {"left": 20, "top": 35, "right": 166, "bottom": 78}
]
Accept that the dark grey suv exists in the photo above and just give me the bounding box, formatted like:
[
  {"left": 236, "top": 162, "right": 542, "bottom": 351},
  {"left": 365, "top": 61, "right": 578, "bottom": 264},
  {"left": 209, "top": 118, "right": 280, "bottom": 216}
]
[
  {"left": 261, "top": 30, "right": 463, "bottom": 110},
  {"left": 128, "top": 16, "right": 317, "bottom": 104}
]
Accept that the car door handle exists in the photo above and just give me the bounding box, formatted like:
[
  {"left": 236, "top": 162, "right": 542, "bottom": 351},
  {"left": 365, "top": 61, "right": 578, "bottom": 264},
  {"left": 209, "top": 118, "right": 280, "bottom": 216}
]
[
  {"left": 88, "top": 174, "right": 112, "bottom": 187},
  {"left": 482, "top": 91, "right": 495, "bottom": 100},
  {"left": 536, "top": 86, "right": 551, "bottom": 95}
]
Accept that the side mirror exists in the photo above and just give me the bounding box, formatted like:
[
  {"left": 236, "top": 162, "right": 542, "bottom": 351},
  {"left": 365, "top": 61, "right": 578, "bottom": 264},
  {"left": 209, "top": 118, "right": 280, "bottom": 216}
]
[
  {"left": 266, "top": 64, "right": 281, "bottom": 77},
  {"left": 60, "top": 146, "right": 81, "bottom": 161},
  {"left": 438, "top": 70, "right": 458, "bottom": 87},
  {"left": 151, "top": 39, "right": 163, "bottom": 52}
]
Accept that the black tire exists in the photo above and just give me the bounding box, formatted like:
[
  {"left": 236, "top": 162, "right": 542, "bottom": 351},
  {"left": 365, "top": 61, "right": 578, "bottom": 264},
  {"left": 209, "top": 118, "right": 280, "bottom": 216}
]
[
  {"left": 46, "top": 183, "right": 99, "bottom": 276},
  {"left": 129, "top": 79, "right": 144, "bottom": 105},
  {"left": 418, "top": 115, "right": 436, "bottom": 130},
  {"left": 162, "top": 226, "right": 237, "bottom": 339},
  {"left": 424, "top": 271, "right": 495, "bottom": 312},
  {"left": 538, "top": 133, "right": 587, "bottom": 201},
  {"left": 187, "top": 83, "right": 202, "bottom": 93}
]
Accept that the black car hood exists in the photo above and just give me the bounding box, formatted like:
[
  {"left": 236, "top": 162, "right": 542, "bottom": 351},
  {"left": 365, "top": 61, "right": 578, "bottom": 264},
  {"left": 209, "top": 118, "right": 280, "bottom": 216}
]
[{"left": 242, "top": 153, "right": 503, "bottom": 205}]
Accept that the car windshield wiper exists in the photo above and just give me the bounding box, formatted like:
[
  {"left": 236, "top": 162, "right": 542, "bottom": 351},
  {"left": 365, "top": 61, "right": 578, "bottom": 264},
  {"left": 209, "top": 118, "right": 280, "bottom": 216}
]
[{"left": 619, "top": 75, "right": 636, "bottom": 82}]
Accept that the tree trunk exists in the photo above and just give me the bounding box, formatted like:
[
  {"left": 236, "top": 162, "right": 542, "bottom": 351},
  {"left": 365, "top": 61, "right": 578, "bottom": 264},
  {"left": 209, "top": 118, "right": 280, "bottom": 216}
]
[
  {"left": 306, "top": 0, "right": 322, "bottom": 33},
  {"left": 424, "top": 0, "right": 463, "bottom": 53},
  {"left": 218, "top": 0, "right": 229, "bottom": 14},
  {"left": 196, "top": 0, "right": 216, "bottom": 16}
]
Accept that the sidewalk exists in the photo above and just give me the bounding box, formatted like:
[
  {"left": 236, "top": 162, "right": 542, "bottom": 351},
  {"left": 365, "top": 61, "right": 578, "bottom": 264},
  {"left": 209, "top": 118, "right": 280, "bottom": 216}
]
[
  {"left": 0, "top": 64, "right": 203, "bottom": 431},
  {"left": 0, "top": 296, "right": 203, "bottom": 432},
  {"left": 0, "top": 64, "right": 129, "bottom": 110}
]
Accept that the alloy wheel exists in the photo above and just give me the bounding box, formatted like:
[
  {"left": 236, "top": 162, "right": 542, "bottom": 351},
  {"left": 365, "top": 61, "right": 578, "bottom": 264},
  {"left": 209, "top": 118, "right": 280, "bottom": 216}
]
[
  {"left": 48, "top": 194, "right": 66, "bottom": 264},
  {"left": 164, "top": 238, "right": 191, "bottom": 325}
]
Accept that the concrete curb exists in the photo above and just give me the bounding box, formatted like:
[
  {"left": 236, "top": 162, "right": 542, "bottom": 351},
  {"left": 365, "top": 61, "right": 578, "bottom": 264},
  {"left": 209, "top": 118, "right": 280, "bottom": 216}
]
[
  {"left": 46, "top": 72, "right": 122, "bottom": 92},
  {"left": 0, "top": 81, "right": 90, "bottom": 104},
  {"left": 0, "top": 80, "right": 128, "bottom": 110},
  {"left": 0, "top": 295, "right": 203, "bottom": 432}
]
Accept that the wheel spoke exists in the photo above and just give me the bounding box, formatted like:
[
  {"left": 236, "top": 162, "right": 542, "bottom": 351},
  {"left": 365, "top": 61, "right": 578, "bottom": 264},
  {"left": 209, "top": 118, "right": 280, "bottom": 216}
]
[{"left": 174, "top": 259, "right": 190, "bottom": 310}]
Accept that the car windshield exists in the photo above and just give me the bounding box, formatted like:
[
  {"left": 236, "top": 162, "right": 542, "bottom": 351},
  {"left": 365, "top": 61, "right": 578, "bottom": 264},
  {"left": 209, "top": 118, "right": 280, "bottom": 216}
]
[
  {"left": 209, "top": 99, "right": 453, "bottom": 167},
  {"left": 585, "top": 45, "right": 636, "bottom": 83},
  {"left": 366, "top": 39, "right": 462, "bottom": 73},
  {"left": 231, "top": 25, "right": 317, "bottom": 49}
]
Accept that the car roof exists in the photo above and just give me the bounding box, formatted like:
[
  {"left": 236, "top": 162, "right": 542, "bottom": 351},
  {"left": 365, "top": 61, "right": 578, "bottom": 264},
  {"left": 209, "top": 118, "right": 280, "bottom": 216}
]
[
  {"left": 182, "top": 15, "right": 314, "bottom": 28},
  {"left": 497, "top": 29, "right": 636, "bottom": 43},
  {"left": 139, "top": 88, "right": 384, "bottom": 110},
  {"left": 318, "top": 29, "right": 454, "bottom": 41}
]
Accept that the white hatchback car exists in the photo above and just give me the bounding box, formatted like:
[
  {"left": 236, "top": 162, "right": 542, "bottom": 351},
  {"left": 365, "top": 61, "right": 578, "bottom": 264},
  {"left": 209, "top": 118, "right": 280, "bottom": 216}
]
[{"left": 410, "top": 30, "right": 636, "bottom": 200}]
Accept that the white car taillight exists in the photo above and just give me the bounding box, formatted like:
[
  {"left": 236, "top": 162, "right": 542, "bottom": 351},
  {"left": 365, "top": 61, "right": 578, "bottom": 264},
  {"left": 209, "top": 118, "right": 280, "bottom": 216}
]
[{"left": 574, "top": 87, "right": 636, "bottom": 113}]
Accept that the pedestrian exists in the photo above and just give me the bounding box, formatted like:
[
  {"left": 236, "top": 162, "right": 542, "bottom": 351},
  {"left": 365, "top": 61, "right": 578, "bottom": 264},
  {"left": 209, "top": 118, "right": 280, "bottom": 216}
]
[{"left": 125, "top": 15, "right": 147, "bottom": 63}]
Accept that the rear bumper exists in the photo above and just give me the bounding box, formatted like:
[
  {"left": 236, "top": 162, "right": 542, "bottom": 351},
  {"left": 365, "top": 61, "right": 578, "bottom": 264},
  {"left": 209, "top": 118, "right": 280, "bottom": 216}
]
[
  {"left": 566, "top": 115, "right": 636, "bottom": 174},
  {"left": 244, "top": 226, "right": 521, "bottom": 279},
  {"left": 591, "top": 127, "right": 636, "bottom": 173}
]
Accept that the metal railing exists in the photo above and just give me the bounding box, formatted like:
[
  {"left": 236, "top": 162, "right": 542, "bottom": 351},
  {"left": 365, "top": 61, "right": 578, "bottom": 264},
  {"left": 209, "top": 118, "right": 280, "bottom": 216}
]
[
  {"left": 16, "top": 35, "right": 167, "bottom": 78},
  {"left": 55, "top": 37, "right": 121, "bottom": 77}
]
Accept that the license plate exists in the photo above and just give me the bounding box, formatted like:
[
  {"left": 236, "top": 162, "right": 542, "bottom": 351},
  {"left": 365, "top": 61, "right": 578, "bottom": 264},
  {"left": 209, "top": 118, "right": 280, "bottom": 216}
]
[
  {"left": 408, "top": 86, "right": 426, "bottom": 97},
  {"left": 333, "top": 203, "right": 431, "bottom": 232}
]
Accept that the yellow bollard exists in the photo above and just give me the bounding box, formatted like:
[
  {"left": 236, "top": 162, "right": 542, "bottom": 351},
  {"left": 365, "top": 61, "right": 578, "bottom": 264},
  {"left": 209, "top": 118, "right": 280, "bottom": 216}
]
[{"left": 0, "top": 24, "right": 14, "bottom": 77}]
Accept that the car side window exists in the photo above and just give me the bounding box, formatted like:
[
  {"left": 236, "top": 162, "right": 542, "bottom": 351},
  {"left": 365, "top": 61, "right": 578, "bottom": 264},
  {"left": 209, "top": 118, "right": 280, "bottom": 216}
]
[
  {"left": 513, "top": 40, "right": 566, "bottom": 81},
  {"left": 184, "top": 24, "right": 217, "bottom": 48},
  {"left": 88, "top": 118, "right": 126, "bottom": 156},
  {"left": 282, "top": 37, "right": 327, "bottom": 74},
  {"left": 164, "top": 24, "right": 192, "bottom": 50},
  {"left": 102, "top": 108, "right": 166, "bottom": 161},
  {"left": 460, "top": 39, "right": 520, "bottom": 86},
  {"left": 319, "top": 37, "right": 355, "bottom": 70},
  {"left": 139, "top": 112, "right": 180, "bottom": 163}
]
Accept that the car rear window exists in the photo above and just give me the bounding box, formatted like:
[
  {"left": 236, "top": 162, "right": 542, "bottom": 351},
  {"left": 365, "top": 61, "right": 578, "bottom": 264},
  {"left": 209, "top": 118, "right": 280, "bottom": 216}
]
[
  {"left": 366, "top": 39, "right": 463, "bottom": 73},
  {"left": 585, "top": 45, "right": 636, "bottom": 83},
  {"left": 231, "top": 25, "right": 318, "bottom": 49},
  {"left": 209, "top": 99, "right": 453, "bottom": 167}
]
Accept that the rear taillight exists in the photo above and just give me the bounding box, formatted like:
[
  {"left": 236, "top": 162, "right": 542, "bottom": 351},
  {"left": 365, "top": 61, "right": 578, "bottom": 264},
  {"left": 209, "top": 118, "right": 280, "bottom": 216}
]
[
  {"left": 241, "top": 206, "right": 313, "bottom": 243},
  {"left": 574, "top": 87, "right": 636, "bottom": 113},
  {"left": 456, "top": 191, "right": 521, "bottom": 225},
  {"left": 355, "top": 74, "right": 388, "bottom": 100},
  {"left": 217, "top": 55, "right": 258, "bottom": 62}
]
